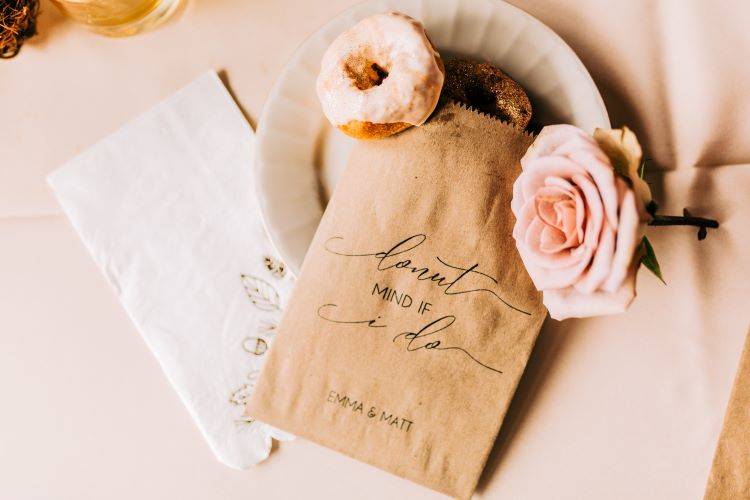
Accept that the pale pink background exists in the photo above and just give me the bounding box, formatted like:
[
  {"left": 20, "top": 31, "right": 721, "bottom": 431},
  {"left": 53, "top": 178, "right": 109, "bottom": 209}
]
[{"left": 2, "top": 1, "right": 750, "bottom": 499}]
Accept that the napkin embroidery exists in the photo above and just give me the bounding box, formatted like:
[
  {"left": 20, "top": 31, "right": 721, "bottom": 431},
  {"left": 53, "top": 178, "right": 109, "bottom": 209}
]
[{"left": 229, "top": 267, "right": 285, "bottom": 430}]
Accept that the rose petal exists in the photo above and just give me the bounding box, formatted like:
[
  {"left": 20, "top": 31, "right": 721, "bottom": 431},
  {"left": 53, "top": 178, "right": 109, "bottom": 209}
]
[
  {"left": 522, "top": 219, "right": 594, "bottom": 289},
  {"left": 543, "top": 269, "right": 637, "bottom": 320},
  {"left": 539, "top": 225, "right": 568, "bottom": 253},
  {"left": 520, "top": 156, "right": 586, "bottom": 202},
  {"left": 574, "top": 221, "right": 615, "bottom": 294},
  {"left": 571, "top": 173, "right": 604, "bottom": 253},
  {"left": 555, "top": 199, "right": 575, "bottom": 221},
  {"left": 535, "top": 185, "right": 579, "bottom": 250},
  {"left": 546, "top": 176, "right": 586, "bottom": 243},
  {"left": 535, "top": 185, "right": 569, "bottom": 226},
  {"left": 513, "top": 198, "right": 538, "bottom": 242},
  {"left": 514, "top": 169, "right": 605, "bottom": 289},
  {"left": 523, "top": 255, "right": 593, "bottom": 290},
  {"left": 550, "top": 132, "right": 610, "bottom": 165},
  {"left": 557, "top": 141, "right": 620, "bottom": 230},
  {"left": 511, "top": 175, "right": 526, "bottom": 217},
  {"left": 521, "top": 215, "right": 588, "bottom": 271},
  {"left": 521, "top": 124, "right": 590, "bottom": 166},
  {"left": 603, "top": 179, "right": 643, "bottom": 292},
  {"left": 522, "top": 125, "right": 617, "bottom": 229},
  {"left": 556, "top": 200, "right": 578, "bottom": 242}
]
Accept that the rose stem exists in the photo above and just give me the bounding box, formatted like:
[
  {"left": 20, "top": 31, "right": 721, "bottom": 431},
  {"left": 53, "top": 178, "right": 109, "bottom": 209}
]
[
  {"left": 648, "top": 215, "right": 719, "bottom": 228},
  {"left": 647, "top": 209, "right": 719, "bottom": 240}
]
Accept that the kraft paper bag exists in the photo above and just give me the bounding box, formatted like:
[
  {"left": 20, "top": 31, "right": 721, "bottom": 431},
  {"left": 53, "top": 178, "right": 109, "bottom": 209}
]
[
  {"left": 248, "top": 103, "right": 547, "bottom": 498},
  {"left": 704, "top": 327, "right": 750, "bottom": 499}
]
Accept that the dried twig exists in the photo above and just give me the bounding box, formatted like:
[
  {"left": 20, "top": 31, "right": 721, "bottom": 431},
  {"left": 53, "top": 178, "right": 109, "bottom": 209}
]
[{"left": 1, "top": 0, "right": 39, "bottom": 59}]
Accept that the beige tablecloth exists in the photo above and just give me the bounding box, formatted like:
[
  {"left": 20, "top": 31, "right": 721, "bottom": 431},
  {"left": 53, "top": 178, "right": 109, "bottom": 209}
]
[{"left": 1, "top": 1, "right": 749, "bottom": 498}]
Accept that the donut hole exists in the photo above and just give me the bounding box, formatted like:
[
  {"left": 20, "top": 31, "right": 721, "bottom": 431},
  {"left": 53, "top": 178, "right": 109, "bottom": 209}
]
[
  {"left": 465, "top": 84, "right": 499, "bottom": 113},
  {"left": 344, "top": 55, "right": 389, "bottom": 90}
]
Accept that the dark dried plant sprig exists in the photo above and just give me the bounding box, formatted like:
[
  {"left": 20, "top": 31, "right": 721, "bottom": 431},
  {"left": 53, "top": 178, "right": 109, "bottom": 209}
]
[
  {"left": 635, "top": 159, "right": 719, "bottom": 285},
  {"left": 1, "top": 0, "right": 39, "bottom": 59}
]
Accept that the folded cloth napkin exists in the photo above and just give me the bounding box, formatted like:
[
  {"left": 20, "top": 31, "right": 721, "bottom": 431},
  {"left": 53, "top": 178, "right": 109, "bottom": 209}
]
[{"left": 48, "top": 71, "right": 293, "bottom": 468}]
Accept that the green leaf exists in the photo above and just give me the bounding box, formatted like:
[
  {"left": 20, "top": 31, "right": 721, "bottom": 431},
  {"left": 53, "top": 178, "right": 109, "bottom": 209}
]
[
  {"left": 638, "top": 158, "right": 648, "bottom": 178},
  {"left": 640, "top": 236, "right": 665, "bottom": 284}
]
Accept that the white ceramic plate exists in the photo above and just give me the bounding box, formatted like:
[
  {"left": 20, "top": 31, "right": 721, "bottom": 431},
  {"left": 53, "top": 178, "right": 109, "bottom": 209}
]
[{"left": 255, "top": 0, "right": 610, "bottom": 277}]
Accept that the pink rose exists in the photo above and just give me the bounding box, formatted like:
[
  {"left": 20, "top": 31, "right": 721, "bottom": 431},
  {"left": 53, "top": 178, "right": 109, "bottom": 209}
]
[{"left": 511, "top": 125, "right": 648, "bottom": 320}]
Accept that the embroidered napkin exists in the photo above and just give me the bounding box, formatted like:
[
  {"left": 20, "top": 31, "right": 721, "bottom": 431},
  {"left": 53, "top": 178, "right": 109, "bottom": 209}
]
[{"left": 47, "top": 71, "right": 293, "bottom": 469}]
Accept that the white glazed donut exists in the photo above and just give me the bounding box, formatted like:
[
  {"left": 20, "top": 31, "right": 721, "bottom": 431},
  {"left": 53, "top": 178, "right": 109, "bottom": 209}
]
[{"left": 316, "top": 12, "right": 445, "bottom": 139}]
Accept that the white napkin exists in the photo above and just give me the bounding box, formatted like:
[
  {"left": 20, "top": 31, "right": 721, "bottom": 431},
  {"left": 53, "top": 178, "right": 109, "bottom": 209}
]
[{"left": 48, "top": 71, "right": 294, "bottom": 469}]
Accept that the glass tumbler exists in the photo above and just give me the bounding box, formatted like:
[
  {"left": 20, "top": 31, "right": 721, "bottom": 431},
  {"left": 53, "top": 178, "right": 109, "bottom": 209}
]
[{"left": 50, "top": 0, "right": 182, "bottom": 37}]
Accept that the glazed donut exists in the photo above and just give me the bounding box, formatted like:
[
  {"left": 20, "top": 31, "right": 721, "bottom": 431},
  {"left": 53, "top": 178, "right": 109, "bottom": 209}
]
[
  {"left": 442, "top": 59, "right": 532, "bottom": 129},
  {"left": 316, "top": 12, "right": 445, "bottom": 140}
]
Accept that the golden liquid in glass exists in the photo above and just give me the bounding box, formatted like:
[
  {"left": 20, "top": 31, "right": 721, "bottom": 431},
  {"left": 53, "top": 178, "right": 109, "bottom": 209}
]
[{"left": 50, "top": 0, "right": 181, "bottom": 36}]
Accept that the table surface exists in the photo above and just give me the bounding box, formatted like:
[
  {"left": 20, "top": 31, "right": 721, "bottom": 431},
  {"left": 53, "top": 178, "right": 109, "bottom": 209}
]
[{"left": 2, "top": 1, "right": 750, "bottom": 499}]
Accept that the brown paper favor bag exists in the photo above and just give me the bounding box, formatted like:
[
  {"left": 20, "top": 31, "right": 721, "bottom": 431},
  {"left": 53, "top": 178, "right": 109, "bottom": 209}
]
[
  {"left": 704, "top": 327, "right": 750, "bottom": 499},
  {"left": 248, "top": 103, "right": 546, "bottom": 498}
]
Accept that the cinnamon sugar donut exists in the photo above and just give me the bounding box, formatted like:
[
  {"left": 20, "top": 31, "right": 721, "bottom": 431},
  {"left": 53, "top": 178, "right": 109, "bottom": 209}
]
[{"left": 316, "top": 12, "right": 445, "bottom": 140}]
